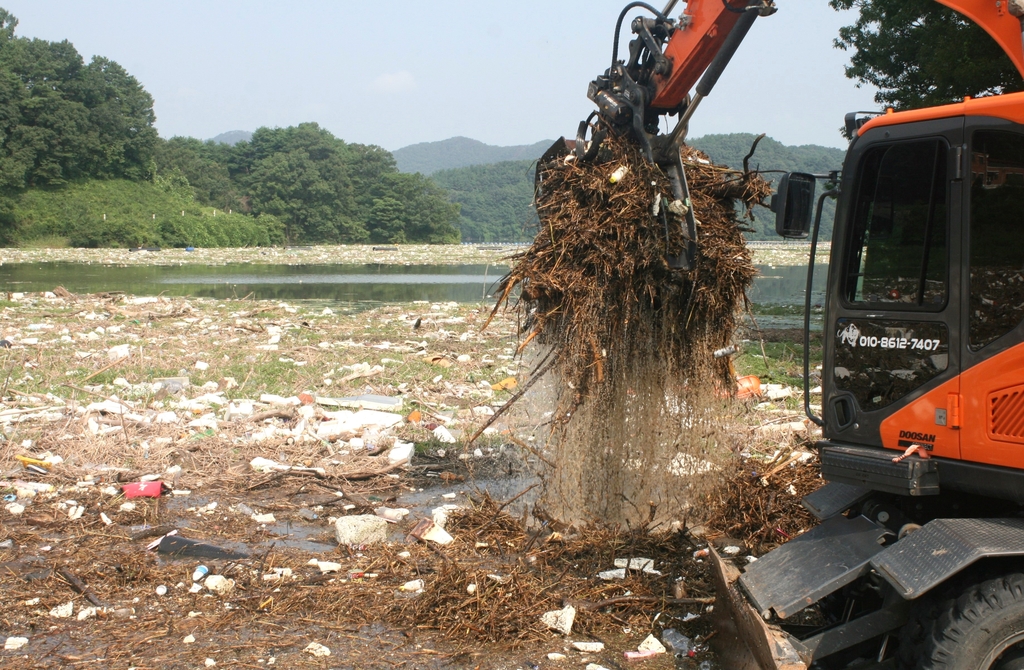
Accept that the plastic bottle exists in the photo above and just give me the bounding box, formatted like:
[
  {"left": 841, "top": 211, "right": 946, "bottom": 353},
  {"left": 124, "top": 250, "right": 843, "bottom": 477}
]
[{"left": 661, "top": 628, "right": 691, "bottom": 657}]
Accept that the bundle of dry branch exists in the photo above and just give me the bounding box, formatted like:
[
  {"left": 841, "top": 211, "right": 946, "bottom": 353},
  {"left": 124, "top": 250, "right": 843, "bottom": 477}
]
[
  {"left": 490, "top": 134, "right": 770, "bottom": 525},
  {"left": 702, "top": 452, "right": 823, "bottom": 555}
]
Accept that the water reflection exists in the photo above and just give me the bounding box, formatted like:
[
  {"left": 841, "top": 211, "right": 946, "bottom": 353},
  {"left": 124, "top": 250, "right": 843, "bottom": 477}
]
[
  {"left": 0, "top": 263, "right": 509, "bottom": 305},
  {"left": 0, "top": 261, "right": 827, "bottom": 311}
]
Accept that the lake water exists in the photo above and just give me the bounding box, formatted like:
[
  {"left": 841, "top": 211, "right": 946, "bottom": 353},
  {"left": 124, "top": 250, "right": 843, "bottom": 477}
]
[{"left": 0, "top": 261, "right": 827, "bottom": 315}]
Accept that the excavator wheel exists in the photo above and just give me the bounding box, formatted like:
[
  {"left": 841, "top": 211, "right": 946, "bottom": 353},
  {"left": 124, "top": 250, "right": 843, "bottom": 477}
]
[{"left": 899, "top": 573, "right": 1024, "bottom": 669}]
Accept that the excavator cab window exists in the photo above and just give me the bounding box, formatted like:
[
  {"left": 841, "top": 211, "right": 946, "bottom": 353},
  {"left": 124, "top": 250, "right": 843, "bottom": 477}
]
[
  {"left": 969, "top": 129, "right": 1024, "bottom": 350},
  {"left": 843, "top": 139, "right": 949, "bottom": 309}
]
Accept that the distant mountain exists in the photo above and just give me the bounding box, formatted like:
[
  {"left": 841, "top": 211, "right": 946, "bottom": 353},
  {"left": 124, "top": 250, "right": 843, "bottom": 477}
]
[
  {"left": 209, "top": 130, "right": 252, "bottom": 145},
  {"left": 393, "top": 136, "right": 555, "bottom": 175},
  {"left": 689, "top": 133, "right": 846, "bottom": 177}
]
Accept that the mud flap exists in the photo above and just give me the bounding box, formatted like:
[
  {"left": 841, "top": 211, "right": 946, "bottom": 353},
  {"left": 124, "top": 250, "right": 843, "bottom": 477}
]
[
  {"left": 872, "top": 517, "right": 1024, "bottom": 598},
  {"left": 708, "top": 546, "right": 809, "bottom": 670}
]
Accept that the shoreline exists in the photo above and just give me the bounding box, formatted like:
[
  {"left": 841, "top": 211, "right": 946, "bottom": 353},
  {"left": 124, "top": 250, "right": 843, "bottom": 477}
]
[{"left": 0, "top": 241, "right": 829, "bottom": 268}]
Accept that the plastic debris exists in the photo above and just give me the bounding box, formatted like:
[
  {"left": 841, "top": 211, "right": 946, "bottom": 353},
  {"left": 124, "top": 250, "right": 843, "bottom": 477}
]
[
  {"left": 249, "top": 457, "right": 290, "bottom": 473},
  {"left": 122, "top": 481, "right": 165, "bottom": 498},
  {"left": 409, "top": 518, "right": 454, "bottom": 545},
  {"left": 327, "top": 394, "right": 403, "bottom": 411},
  {"left": 661, "top": 628, "right": 691, "bottom": 657},
  {"left": 107, "top": 344, "right": 130, "bottom": 361},
  {"left": 432, "top": 425, "right": 456, "bottom": 443},
  {"left": 400, "top": 579, "right": 425, "bottom": 592},
  {"left": 204, "top": 575, "right": 235, "bottom": 595},
  {"left": 613, "top": 557, "right": 658, "bottom": 573},
  {"left": 598, "top": 568, "right": 626, "bottom": 580},
  {"left": 491, "top": 376, "right": 517, "bottom": 391},
  {"left": 375, "top": 506, "right": 410, "bottom": 522},
  {"left": 157, "top": 536, "right": 249, "bottom": 559},
  {"left": 637, "top": 634, "right": 666, "bottom": 654},
  {"left": 388, "top": 440, "right": 414, "bottom": 465},
  {"left": 4, "top": 637, "right": 29, "bottom": 651},
  {"left": 49, "top": 601, "right": 74, "bottom": 618}
]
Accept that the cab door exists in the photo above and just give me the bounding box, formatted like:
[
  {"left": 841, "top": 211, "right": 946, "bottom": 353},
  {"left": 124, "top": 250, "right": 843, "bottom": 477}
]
[
  {"left": 824, "top": 117, "right": 963, "bottom": 460},
  {"left": 959, "top": 120, "right": 1024, "bottom": 469}
]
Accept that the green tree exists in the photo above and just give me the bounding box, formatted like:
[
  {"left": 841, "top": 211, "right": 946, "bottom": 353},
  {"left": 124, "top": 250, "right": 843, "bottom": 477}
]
[
  {"left": 372, "top": 172, "right": 460, "bottom": 243},
  {"left": 155, "top": 136, "right": 242, "bottom": 210},
  {"left": 830, "top": 0, "right": 1024, "bottom": 109},
  {"left": 241, "top": 124, "right": 365, "bottom": 243},
  {"left": 0, "top": 9, "right": 157, "bottom": 189},
  {"left": 369, "top": 196, "right": 406, "bottom": 243}
]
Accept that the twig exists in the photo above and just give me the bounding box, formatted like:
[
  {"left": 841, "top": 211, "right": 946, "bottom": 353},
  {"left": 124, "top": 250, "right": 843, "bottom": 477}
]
[
  {"left": 474, "top": 483, "right": 539, "bottom": 536},
  {"left": 81, "top": 356, "right": 127, "bottom": 382},
  {"left": 57, "top": 567, "right": 104, "bottom": 607},
  {"left": 742, "top": 133, "right": 767, "bottom": 175},
  {"left": 572, "top": 595, "right": 714, "bottom": 611},
  {"left": 465, "top": 357, "right": 555, "bottom": 447},
  {"left": 245, "top": 408, "right": 296, "bottom": 423},
  {"left": 506, "top": 435, "right": 555, "bottom": 468}
]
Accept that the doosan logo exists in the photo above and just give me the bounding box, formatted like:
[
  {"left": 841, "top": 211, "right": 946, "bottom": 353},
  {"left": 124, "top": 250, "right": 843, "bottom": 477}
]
[{"left": 899, "top": 430, "right": 936, "bottom": 443}]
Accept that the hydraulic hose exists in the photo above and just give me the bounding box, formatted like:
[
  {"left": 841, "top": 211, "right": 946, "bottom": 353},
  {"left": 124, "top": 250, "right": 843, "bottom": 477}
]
[{"left": 611, "top": 1, "right": 668, "bottom": 70}]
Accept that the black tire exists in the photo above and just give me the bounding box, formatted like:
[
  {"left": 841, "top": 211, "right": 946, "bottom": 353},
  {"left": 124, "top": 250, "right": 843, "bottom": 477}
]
[{"left": 903, "top": 573, "right": 1024, "bottom": 669}]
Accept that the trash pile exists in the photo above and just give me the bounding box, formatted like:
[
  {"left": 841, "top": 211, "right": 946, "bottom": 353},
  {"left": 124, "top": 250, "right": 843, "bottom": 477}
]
[
  {"left": 1, "top": 459, "right": 725, "bottom": 666},
  {"left": 0, "top": 275, "right": 826, "bottom": 665},
  {"left": 0, "top": 243, "right": 513, "bottom": 268},
  {"left": 490, "top": 136, "right": 770, "bottom": 524},
  {"left": 0, "top": 290, "right": 532, "bottom": 474}
]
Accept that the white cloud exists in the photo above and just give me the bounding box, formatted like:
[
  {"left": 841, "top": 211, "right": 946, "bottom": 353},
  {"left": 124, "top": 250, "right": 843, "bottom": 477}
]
[{"left": 371, "top": 70, "right": 416, "bottom": 94}]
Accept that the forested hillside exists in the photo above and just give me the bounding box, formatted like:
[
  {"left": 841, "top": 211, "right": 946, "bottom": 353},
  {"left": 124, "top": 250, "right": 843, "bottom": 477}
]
[
  {"left": 690, "top": 133, "right": 846, "bottom": 239},
  {"left": 431, "top": 160, "right": 536, "bottom": 243},
  {"left": 0, "top": 9, "right": 459, "bottom": 247},
  {"left": 393, "top": 137, "right": 553, "bottom": 175}
]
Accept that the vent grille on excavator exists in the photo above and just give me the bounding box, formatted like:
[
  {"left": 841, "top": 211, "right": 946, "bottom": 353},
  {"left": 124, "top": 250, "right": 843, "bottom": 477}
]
[{"left": 989, "top": 385, "right": 1024, "bottom": 443}]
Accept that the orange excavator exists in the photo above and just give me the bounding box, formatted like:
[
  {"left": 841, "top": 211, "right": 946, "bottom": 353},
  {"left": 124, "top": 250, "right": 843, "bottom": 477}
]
[{"left": 557, "top": 1, "right": 1024, "bottom": 667}]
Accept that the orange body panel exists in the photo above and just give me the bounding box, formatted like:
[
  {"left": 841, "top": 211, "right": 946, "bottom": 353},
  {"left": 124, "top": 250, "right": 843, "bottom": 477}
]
[
  {"left": 859, "top": 91, "right": 1024, "bottom": 135},
  {"left": 961, "top": 341, "right": 1024, "bottom": 468},
  {"left": 650, "top": 2, "right": 742, "bottom": 110},
  {"left": 878, "top": 342, "right": 1024, "bottom": 469},
  {"left": 880, "top": 377, "right": 961, "bottom": 459},
  {"left": 936, "top": 0, "right": 1024, "bottom": 78}
]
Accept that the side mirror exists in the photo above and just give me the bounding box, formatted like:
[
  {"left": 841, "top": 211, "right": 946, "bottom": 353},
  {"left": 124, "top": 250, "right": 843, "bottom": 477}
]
[{"left": 771, "top": 172, "right": 816, "bottom": 239}]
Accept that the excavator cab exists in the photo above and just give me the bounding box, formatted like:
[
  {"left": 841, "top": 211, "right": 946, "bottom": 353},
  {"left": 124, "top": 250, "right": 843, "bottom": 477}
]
[{"left": 710, "top": 3, "right": 1024, "bottom": 668}]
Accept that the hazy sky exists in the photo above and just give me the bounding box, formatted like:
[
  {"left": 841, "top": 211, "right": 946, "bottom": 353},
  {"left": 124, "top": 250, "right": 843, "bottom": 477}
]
[{"left": 6, "top": 1, "right": 879, "bottom": 150}]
